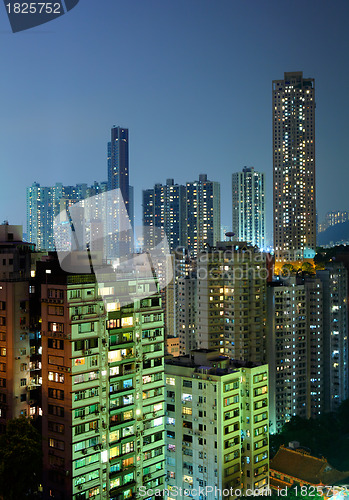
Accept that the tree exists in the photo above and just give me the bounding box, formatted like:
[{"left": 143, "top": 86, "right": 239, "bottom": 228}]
[
  {"left": 281, "top": 263, "right": 296, "bottom": 276},
  {"left": 270, "top": 401, "right": 349, "bottom": 471},
  {"left": 300, "top": 261, "right": 315, "bottom": 275},
  {"left": 0, "top": 416, "right": 42, "bottom": 499}
]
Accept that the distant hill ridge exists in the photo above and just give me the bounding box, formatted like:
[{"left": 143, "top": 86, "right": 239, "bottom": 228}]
[{"left": 317, "top": 220, "right": 349, "bottom": 246}]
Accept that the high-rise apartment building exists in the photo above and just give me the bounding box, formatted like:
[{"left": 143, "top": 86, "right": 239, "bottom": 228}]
[
  {"left": 108, "top": 126, "right": 130, "bottom": 218},
  {"left": 27, "top": 182, "right": 55, "bottom": 250},
  {"left": 143, "top": 179, "right": 187, "bottom": 252},
  {"left": 267, "top": 276, "right": 323, "bottom": 433},
  {"left": 27, "top": 181, "right": 108, "bottom": 251},
  {"left": 196, "top": 241, "right": 267, "bottom": 364},
  {"left": 317, "top": 263, "right": 349, "bottom": 412},
  {"left": 273, "top": 72, "right": 316, "bottom": 260},
  {"left": 165, "top": 350, "right": 269, "bottom": 498},
  {"left": 177, "top": 275, "right": 197, "bottom": 356},
  {"left": 164, "top": 249, "right": 191, "bottom": 341},
  {"left": 35, "top": 255, "right": 166, "bottom": 499},
  {"left": 232, "top": 167, "right": 265, "bottom": 249},
  {"left": 0, "top": 224, "right": 38, "bottom": 433},
  {"left": 143, "top": 174, "right": 220, "bottom": 256},
  {"left": 187, "top": 174, "right": 221, "bottom": 256}
]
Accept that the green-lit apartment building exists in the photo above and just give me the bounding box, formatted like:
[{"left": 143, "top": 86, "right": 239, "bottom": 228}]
[
  {"left": 38, "top": 257, "right": 166, "bottom": 499},
  {"left": 165, "top": 350, "right": 269, "bottom": 499}
]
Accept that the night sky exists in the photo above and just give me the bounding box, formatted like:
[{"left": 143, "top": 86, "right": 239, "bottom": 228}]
[{"left": 1, "top": 0, "right": 348, "bottom": 246}]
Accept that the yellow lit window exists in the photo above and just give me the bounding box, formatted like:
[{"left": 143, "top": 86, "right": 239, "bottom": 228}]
[
  {"left": 121, "top": 317, "right": 133, "bottom": 327},
  {"left": 74, "top": 358, "right": 85, "bottom": 366}
]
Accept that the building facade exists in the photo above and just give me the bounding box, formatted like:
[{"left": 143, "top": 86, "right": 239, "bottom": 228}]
[
  {"left": 108, "top": 126, "right": 130, "bottom": 219},
  {"left": 317, "top": 264, "right": 349, "bottom": 412},
  {"left": 196, "top": 241, "right": 267, "bottom": 364},
  {"left": 177, "top": 275, "right": 197, "bottom": 356},
  {"left": 186, "top": 174, "right": 221, "bottom": 256},
  {"left": 165, "top": 350, "right": 269, "bottom": 499},
  {"left": 0, "top": 224, "right": 38, "bottom": 433},
  {"left": 273, "top": 72, "right": 316, "bottom": 260},
  {"left": 267, "top": 276, "right": 323, "bottom": 433},
  {"left": 36, "top": 255, "right": 166, "bottom": 499},
  {"left": 143, "top": 179, "right": 187, "bottom": 252},
  {"left": 232, "top": 167, "right": 265, "bottom": 249},
  {"left": 26, "top": 181, "right": 108, "bottom": 251}
]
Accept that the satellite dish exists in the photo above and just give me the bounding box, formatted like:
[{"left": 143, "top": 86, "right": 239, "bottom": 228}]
[{"left": 225, "top": 232, "right": 235, "bottom": 240}]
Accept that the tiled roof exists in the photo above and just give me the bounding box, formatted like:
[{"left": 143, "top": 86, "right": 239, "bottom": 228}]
[{"left": 270, "top": 446, "right": 349, "bottom": 485}]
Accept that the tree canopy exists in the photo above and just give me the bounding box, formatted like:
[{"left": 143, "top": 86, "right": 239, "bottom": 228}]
[
  {"left": 270, "top": 399, "right": 349, "bottom": 471},
  {"left": 0, "top": 416, "right": 42, "bottom": 499}
]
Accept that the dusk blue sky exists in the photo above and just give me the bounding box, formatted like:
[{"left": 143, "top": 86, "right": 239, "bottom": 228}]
[{"left": 1, "top": 0, "right": 348, "bottom": 245}]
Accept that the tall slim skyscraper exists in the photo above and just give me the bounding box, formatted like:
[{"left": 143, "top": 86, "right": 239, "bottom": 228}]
[
  {"left": 273, "top": 72, "right": 316, "bottom": 260},
  {"left": 187, "top": 174, "right": 221, "bottom": 256},
  {"left": 108, "top": 126, "right": 130, "bottom": 217},
  {"left": 142, "top": 179, "right": 187, "bottom": 252},
  {"left": 232, "top": 167, "right": 265, "bottom": 249}
]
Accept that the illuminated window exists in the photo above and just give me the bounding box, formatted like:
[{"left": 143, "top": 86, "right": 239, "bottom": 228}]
[
  {"left": 74, "top": 358, "right": 85, "bottom": 366},
  {"left": 110, "top": 445, "right": 120, "bottom": 459},
  {"left": 182, "top": 407, "right": 192, "bottom": 415},
  {"left": 121, "top": 317, "right": 133, "bottom": 327},
  {"left": 106, "top": 302, "right": 120, "bottom": 312}
]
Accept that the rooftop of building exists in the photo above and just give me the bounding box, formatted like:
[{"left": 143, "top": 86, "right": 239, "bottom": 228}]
[
  {"left": 199, "top": 240, "right": 261, "bottom": 255},
  {"left": 270, "top": 446, "right": 349, "bottom": 486},
  {"left": 165, "top": 349, "right": 264, "bottom": 375}
]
